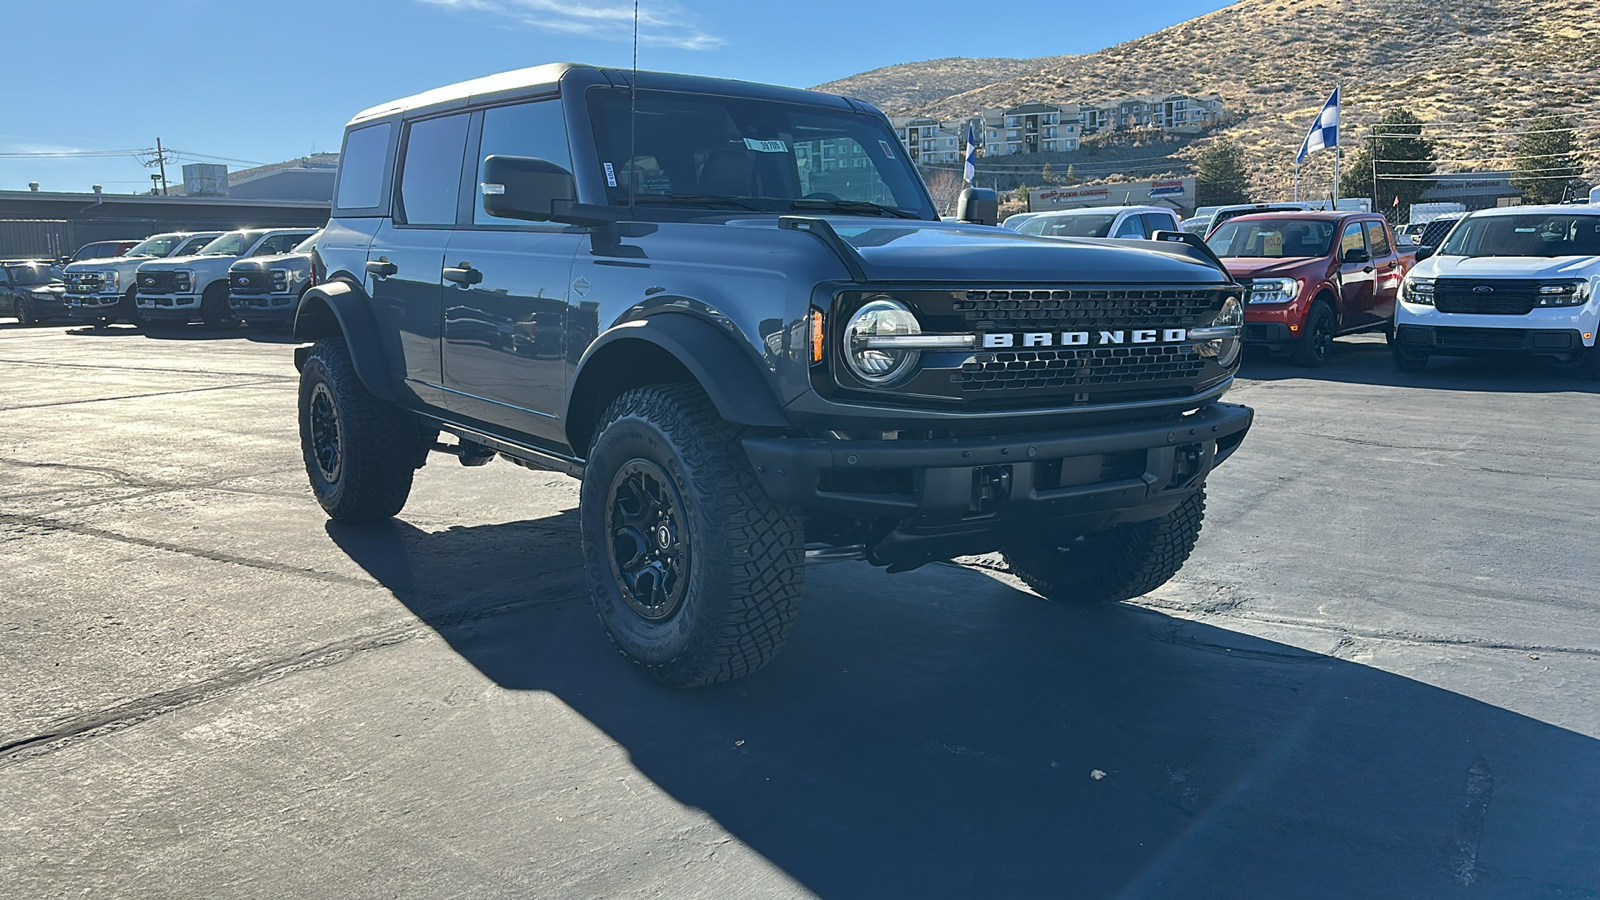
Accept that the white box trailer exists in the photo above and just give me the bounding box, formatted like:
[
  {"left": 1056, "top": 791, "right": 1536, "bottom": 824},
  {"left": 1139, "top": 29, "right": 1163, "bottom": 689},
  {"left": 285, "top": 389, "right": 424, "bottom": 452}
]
[{"left": 1408, "top": 202, "right": 1466, "bottom": 225}]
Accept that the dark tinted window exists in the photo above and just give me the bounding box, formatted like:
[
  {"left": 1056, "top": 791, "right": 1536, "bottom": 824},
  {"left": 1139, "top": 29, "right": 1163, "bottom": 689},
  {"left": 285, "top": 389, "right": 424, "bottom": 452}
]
[
  {"left": 253, "top": 233, "right": 306, "bottom": 256},
  {"left": 1114, "top": 215, "right": 1146, "bottom": 238},
  {"left": 398, "top": 114, "right": 469, "bottom": 226},
  {"left": 1142, "top": 212, "right": 1178, "bottom": 234},
  {"left": 1364, "top": 220, "right": 1391, "bottom": 257},
  {"left": 475, "top": 100, "right": 572, "bottom": 226},
  {"left": 335, "top": 123, "right": 392, "bottom": 210}
]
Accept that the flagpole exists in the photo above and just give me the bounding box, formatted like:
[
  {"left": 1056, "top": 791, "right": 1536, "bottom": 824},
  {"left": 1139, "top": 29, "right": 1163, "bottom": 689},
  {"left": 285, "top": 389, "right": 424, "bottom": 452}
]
[
  {"left": 1294, "top": 160, "right": 1300, "bottom": 202},
  {"left": 1331, "top": 82, "right": 1341, "bottom": 207}
]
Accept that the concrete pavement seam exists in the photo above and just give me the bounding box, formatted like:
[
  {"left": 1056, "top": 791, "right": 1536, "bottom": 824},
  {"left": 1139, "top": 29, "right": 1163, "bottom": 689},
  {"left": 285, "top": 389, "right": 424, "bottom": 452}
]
[{"left": 0, "top": 379, "right": 292, "bottom": 412}]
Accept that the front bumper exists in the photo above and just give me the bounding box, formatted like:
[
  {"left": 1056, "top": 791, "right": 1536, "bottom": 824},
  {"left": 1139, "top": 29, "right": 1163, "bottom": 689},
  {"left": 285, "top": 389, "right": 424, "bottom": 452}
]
[
  {"left": 136, "top": 293, "right": 201, "bottom": 320},
  {"left": 229, "top": 292, "right": 297, "bottom": 322},
  {"left": 64, "top": 293, "right": 125, "bottom": 320},
  {"left": 744, "top": 401, "right": 1253, "bottom": 568},
  {"left": 1395, "top": 324, "right": 1590, "bottom": 357}
]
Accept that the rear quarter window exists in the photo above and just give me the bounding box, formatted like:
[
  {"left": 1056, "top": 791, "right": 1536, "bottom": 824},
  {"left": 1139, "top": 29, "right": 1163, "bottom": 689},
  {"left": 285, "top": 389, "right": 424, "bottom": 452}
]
[{"left": 334, "top": 123, "right": 393, "bottom": 212}]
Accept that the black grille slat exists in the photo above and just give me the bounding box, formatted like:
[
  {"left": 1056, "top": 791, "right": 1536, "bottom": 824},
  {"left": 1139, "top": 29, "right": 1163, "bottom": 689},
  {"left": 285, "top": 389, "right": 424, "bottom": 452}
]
[
  {"left": 953, "top": 288, "right": 1216, "bottom": 332},
  {"left": 231, "top": 271, "right": 272, "bottom": 293},
  {"left": 138, "top": 272, "right": 179, "bottom": 294},
  {"left": 1434, "top": 279, "right": 1540, "bottom": 315},
  {"left": 951, "top": 346, "right": 1205, "bottom": 393}
]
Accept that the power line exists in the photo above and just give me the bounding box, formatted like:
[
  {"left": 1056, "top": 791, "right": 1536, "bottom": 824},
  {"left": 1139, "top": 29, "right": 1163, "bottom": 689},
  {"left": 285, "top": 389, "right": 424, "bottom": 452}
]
[{"left": 0, "top": 149, "right": 147, "bottom": 158}]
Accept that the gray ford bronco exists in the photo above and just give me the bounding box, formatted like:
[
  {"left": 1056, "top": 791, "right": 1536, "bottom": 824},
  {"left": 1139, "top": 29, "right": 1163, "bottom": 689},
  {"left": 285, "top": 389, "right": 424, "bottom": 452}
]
[{"left": 296, "top": 63, "right": 1253, "bottom": 687}]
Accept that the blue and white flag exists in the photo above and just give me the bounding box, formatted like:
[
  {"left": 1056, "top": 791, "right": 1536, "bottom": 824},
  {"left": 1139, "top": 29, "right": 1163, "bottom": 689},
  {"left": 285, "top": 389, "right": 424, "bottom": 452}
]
[
  {"left": 964, "top": 124, "right": 978, "bottom": 184},
  {"left": 1296, "top": 86, "right": 1340, "bottom": 164}
]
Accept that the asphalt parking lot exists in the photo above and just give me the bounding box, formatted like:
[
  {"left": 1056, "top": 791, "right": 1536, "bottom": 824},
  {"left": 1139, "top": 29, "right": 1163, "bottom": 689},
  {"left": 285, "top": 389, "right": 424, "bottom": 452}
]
[{"left": 2, "top": 321, "right": 1598, "bottom": 899}]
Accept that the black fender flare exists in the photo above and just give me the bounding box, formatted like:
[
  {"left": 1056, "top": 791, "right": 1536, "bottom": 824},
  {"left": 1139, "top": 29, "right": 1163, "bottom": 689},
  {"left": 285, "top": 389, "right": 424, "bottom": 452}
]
[
  {"left": 291, "top": 280, "right": 399, "bottom": 403},
  {"left": 567, "top": 313, "right": 790, "bottom": 451}
]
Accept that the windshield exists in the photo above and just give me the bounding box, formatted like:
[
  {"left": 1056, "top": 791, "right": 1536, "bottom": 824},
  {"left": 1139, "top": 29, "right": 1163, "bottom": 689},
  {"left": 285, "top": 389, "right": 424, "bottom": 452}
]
[
  {"left": 173, "top": 235, "right": 218, "bottom": 256},
  {"left": 292, "top": 230, "right": 322, "bottom": 253},
  {"left": 7, "top": 264, "right": 57, "bottom": 285},
  {"left": 1438, "top": 213, "right": 1600, "bottom": 258},
  {"left": 587, "top": 88, "right": 935, "bottom": 218},
  {"left": 125, "top": 234, "right": 183, "bottom": 258},
  {"left": 197, "top": 231, "right": 257, "bottom": 256},
  {"left": 1207, "top": 219, "right": 1337, "bottom": 258},
  {"left": 1018, "top": 213, "right": 1118, "bottom": 238}
]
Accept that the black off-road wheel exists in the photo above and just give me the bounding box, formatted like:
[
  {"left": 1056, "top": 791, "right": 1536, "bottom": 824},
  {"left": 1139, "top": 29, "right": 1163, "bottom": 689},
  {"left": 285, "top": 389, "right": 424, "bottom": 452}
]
[
  {"left": 200, "top": 283, "right": 236, "bottom": 330},
  {"left": 581, "top": 383, "right": 804, "bottom": 688},
  {"left": 1002, "top": 490, "right": 1206, "bottom": 605},
  {"left": 1392, "top": 342, "right": 1429, "bottom": 372},
  {"left": 297, "top": 340, "right": 417, "bottom": 523},
  {"left": 1291, "top": 302, "right": 1336, "bottom": 368}
]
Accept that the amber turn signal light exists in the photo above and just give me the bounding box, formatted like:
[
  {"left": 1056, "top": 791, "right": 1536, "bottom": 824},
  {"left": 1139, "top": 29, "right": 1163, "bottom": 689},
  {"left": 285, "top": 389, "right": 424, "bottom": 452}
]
[{"left": 809, "top": 308, "right": 825, "bottom": 364}]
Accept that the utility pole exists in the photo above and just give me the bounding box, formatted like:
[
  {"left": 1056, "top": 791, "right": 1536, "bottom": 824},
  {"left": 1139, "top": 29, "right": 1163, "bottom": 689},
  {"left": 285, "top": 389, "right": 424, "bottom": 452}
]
[
  {"left": 155, "top": 137, "right": 169, "bottom": 196},
  {"left": 1371, "top": 125, "right": 1380, "bottom": 217}
]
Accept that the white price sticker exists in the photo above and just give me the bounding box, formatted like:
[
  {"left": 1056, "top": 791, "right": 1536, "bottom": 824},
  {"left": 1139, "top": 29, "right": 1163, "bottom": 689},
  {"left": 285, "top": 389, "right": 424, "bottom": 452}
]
[{"left": 744, "top": 138, "right": 789, "bottom": 154}]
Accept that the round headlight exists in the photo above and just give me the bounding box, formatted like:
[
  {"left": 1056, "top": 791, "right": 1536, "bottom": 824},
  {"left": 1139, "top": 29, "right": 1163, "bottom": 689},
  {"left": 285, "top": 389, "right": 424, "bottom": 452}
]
[
  {"left": 844, "top": 298, "right": 921, "bottom": 384},
  {"left": 1195, "top": 295, "right": 1243, "bottom": 367}
]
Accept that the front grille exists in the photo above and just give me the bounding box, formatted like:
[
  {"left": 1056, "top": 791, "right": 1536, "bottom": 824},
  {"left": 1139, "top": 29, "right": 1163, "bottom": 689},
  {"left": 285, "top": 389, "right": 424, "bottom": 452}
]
[
  {"left": 138, "top": 271, "right": 179, "bottom": 294},
  {"left": 1434, "top": 279, "right": 1540, "bottom": 315},
  {"left": 65, "top": 272, "right": 104, "bottom": 293},
  {"left": 953, "top": 288, "right": 1216, "bottom": 333},
  {"left": 231, "top": 271, "right": 272, "bottom": 293},
  {"left": 953, "top": 346, "right": 1204, "bottom": 393}
]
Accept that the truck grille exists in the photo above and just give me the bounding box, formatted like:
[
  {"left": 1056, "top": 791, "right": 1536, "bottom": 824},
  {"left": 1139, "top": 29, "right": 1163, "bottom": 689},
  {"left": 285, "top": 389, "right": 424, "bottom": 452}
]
[
  {"left": 231, "top": 271, "right": 272, "bottom": 293},
  {"left": 65, "top": 272, "right": 104, "bottom": 293},
  {"left": 1434, "top": 279, "right": 1540, "bottom": 315},
  {"left": 953, "top": 346, "right": 1205, "bottom": 393},
  {"left": 138, "top": 271, "right": 179, "bottom": 294},
  {"left": 953, "top": 288, "right": 1217, "bottom": 332}
]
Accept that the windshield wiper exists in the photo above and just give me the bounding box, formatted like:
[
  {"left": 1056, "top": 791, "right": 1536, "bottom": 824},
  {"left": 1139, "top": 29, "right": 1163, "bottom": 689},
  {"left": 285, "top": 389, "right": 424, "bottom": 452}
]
[
  {"left": 788, "top": 198, "right": 920, "bottom": 219},
  {"left": 628, "top": 194, "right": 765, "bottom": 211}
]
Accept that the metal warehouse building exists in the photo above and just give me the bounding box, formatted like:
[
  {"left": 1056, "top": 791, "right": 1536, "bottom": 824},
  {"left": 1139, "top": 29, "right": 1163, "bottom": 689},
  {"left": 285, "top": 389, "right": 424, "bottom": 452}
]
[{"left": 0, "top": 191, "right": 329, "bottom": 259}]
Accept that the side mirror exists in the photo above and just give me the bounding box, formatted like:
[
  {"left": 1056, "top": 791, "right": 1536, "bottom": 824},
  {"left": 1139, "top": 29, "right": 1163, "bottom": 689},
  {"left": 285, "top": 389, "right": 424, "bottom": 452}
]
[
  {"left": 1342, "top": 248, "right": 1371, "bottom": 265},
  {"left": 481, "top": 155, "right": 577, "bottom": 222},
  {"left": 957, "top": 188, "right": 999, "bottom": 227},
  {"left": 1414, "top": 245, "right": 1436, "bottom": 262}
]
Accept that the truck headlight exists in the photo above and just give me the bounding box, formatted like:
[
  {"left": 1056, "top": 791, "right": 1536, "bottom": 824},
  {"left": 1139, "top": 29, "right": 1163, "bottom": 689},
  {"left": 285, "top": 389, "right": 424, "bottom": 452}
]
[
  {"left": 1246, "top": 277, "right": 1299, "bottom": 305},
  {"left": 175, "top": 270, "right": 194, "bottom": 292},
  {"left": 844, "top": 297, "right": 922, "bottom": 384},
  {"left": 1192, "top": 296, "right": 1243, "bottom": 367},
  {"left": 1403, "top": 277, "right": 1435, "bottom": 305},
  {"left": 270, "top": 269, "right": 292, "bottom": 292},
  {"left": 1537, "top": 281, "right": 1591, "bottom": 307},
  {"left": 100, "top": 270, "right": 119, "bottom": 291}
]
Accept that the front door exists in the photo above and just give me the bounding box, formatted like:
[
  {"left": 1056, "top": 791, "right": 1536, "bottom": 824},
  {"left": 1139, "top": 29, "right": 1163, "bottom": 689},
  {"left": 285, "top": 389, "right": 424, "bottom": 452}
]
[
  {"left": 1365, "top": 220, "right": 1402, "bottom": 322},
  {"left": 1337, "top": 220, "right": 1376, "bottom": 329}
]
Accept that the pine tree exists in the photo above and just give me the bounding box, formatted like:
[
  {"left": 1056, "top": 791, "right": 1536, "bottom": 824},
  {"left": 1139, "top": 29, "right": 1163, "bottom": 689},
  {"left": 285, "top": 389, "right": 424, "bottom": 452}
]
[
  {"left": 1195, "top": 138, "right": 1251, "bottom": 206},
  {"left": 1064, "top": 164, "right": 1077, "bottom": 184},
  {"left": 1511, "top": 112, "right": 1585, "bottom": 204},
  {"left": 1340, "top": 109, "right": 1436, "bottom": 219},
  {"left": 1015, "top": 182, "right": 1030, "bottom": 210},
  {"left": 1040, "top": 163, "right": 1055, "bottom": 185}
]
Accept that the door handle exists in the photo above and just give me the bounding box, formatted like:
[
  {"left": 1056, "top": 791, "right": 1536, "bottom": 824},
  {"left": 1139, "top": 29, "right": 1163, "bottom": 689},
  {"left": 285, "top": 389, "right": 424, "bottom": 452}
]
[
  {"left": 1363, "top": 266, "right": 1375, "bottom": 274},
  {"left": 366, "top": 258, "right": 397, "bottom": 278},
  {"left": 443, "top": 263, "right": 483, "bottom": 286}
]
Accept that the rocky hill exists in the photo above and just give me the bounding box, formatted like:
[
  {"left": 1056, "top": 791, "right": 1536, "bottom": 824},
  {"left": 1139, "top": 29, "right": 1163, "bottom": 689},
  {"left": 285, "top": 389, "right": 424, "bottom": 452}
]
[
  {"left": 813, "top": 56, "right": 1067, "bottom": 114},
  {"left": 816, "top": 0, "right": 1600, "bottom": 199}
]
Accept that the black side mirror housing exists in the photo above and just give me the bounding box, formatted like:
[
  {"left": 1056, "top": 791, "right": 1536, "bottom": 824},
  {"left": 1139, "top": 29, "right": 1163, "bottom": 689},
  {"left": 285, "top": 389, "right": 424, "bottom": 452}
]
[
  {"left": 1343, "top": 248, "right": 1371, "bottom": 265},
  {"left": 481, "top": 155, "right": 578, "bottom": 222},
  {"left": 1414, "top": 245, "right": 1436, "bottom": 262},
  {"left": 957, "top": 188, "right": 999, "bottom": 227}
]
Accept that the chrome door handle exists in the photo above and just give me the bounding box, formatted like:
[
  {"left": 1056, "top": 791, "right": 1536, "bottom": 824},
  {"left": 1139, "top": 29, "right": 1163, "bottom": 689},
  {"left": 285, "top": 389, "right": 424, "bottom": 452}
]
[
  {"left": 443, "top": 263, "right": 482, "bottom": 287},
  {"left": 366, "top": 258, "right": 397, "bottom": 278}
]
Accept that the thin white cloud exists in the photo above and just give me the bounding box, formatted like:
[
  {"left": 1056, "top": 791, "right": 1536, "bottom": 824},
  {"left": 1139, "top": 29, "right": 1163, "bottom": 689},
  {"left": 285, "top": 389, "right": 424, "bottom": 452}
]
[{"left": 418, "top": 0, "right": 723, "bottom": 50}]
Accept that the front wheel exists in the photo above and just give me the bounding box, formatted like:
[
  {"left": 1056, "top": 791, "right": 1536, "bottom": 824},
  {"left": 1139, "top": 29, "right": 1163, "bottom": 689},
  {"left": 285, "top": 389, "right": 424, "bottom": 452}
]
[
  {"left": 200, "top": 283, "right": 236, "bottom": 330},
  {"left": 1392, "top": 342, "right": 1428, "bottom": 372},
  {"left": 1002, "top": 491, "right": 1206, "bottom": 605},
  {"left": 1291, "top": 303, "right": 1335, "bottom": 368},
  {"left": 297, "top": 341, "right": 418, "bottom": 523},
  {"left": 14, "top": 295, "right": 36, "bottom": 326},
  {"left": 581, "top": 383, "right": 804, "bottom": 688}
]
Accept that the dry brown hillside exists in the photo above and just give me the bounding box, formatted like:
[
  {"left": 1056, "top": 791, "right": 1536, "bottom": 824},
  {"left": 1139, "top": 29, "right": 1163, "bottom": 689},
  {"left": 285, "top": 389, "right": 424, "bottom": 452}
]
[
  {"left": 813, "top": 56, "right": 1067, "bottom": 113},
  {"left": 819, "top": 0, "right": 1600, "bottom": 200}
]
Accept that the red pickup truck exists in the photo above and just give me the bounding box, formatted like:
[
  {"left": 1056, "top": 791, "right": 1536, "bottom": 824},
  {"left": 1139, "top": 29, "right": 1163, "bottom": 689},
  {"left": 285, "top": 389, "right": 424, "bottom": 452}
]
[{"left": 1205, "top": 211, "right": 1413, "bottom": 366}]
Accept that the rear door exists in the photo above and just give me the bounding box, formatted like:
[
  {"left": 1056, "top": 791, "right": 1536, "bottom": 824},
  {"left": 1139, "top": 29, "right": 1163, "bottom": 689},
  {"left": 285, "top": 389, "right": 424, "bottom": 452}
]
[
  {"left": 1364, "top": 219, "right": 1402, "bottom": 322},
  {"left": 439, "top": 97, "right": 583, "bottom": 446},
  {"left": 366, "top": 111, "right": 472, "bottom": 390},
  {"left": 1336, "top": 219, "right": 1377, "bottom": 329},
  {"left": 1113, "top": 213, "right": 1145, "bottom": 239},
  {"left": 1141, "top": 211, "right": 1179, "bottom": 236}
]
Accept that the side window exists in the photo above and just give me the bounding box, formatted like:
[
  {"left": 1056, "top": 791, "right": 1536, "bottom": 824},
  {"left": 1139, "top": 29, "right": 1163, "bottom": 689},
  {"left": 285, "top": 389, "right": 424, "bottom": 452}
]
[
  {"left": 1114, "top": 215, "right": 1145, "bottom": 238},
  {"left": 176, "top": 237, "right": 211, "bottom": 255},
  {"left": 1340, "top": 222, "right": 1367, "bottom": 259},
  {"left": 1142, "top": 213, "right": 1176, "bottom": 236},
  {"left": 1364, "top": 221, "right": 1391, "bottom": 258},
  {"left": 335, "top": 123, "right": 391, "bottom": 211},
  {"left": 253, "top": 234, "right": 291, "bottom": 256},
  {"left": 475, "top": 100, "right": 572, "bottom": 226},
  {"left": 397, "top": 113, "right": 471, "bottom": 227}
]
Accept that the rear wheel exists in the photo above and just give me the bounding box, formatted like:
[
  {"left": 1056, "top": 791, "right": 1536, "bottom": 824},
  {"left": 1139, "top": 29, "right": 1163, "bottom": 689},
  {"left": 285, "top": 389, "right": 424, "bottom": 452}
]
[
  {"left": 1392, "top": 342, "right": 1429, "bottom": 372},
  {"left": 1291, "top": 302, "right": 1336, "bottom": 368},
  {"left": 1002, "top": 491, "right": 1206, "bottom": 605},
  {"left": 297, "top": 340, "right": 418, "bottom": 523},
  {"left": 581, "top": 383, "right": 804, "bottom": 688}
]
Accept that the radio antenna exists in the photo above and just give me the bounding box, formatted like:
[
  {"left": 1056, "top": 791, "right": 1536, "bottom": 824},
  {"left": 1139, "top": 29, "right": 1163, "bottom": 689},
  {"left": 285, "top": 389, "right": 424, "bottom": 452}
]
[{"left": 628, "top": 0, "right": 638, "bottom": 215}]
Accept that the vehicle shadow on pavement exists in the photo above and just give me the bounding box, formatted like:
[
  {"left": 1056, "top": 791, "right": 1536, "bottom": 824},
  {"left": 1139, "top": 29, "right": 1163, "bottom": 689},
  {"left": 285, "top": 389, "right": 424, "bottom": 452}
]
[
  {"left": 60, "top": 323, "right": 300, "bottom": 344},
  {"left": 329, "top": 516, "right": 1600, "bottom": 899},
  {"left": 1242, "top": 341, "right": 1600, "bottom": 394}
]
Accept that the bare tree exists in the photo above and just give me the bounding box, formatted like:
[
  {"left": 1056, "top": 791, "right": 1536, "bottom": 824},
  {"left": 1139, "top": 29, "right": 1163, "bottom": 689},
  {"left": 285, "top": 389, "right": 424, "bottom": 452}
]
[{"left": 923, "top": 169, "right": 967, "bottom": 216}]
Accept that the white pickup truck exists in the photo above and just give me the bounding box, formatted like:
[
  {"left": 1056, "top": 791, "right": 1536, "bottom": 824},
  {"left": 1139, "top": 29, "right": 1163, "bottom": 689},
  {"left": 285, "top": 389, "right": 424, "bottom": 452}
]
[
  {"left": 1394, "top": 205, "right": 1599, "bottom": 377},
  {"left": 62, "top": 232, "right": 221, "bottom": 327},
  {"left": 134, "top": 228, "right": 317, "bottom": 328}
]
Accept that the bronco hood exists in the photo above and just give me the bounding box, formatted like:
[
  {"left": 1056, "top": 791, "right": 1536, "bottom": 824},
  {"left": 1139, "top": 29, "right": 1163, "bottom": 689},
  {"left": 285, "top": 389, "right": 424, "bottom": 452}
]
[{"left": 737, "top": 217, "right": 1231, "bottom": 284}]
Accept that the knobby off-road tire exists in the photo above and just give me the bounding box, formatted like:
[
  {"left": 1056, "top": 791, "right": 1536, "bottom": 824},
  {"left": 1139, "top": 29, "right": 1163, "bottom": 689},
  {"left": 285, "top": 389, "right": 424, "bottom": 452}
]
[
  {"left": 1002, "top": 490, "right": 1207, "bottom": 606},
  {"left": 581, "top": 383, "right": 804, "bottom": 688},
  {"left": 1291, "top": 302, "right": 1336, "bottom": 368},
  {"left": 298, "top": 340, "right": 416, "bottom": 523}
]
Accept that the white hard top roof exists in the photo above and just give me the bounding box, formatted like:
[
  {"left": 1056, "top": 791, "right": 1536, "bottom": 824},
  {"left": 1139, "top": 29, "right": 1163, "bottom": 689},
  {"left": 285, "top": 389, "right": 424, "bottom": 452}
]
[
  {"left": 1463, "top": 204, "right": 1600, "bottom": 217},
  {"left": 1033, "top": 205, "right": 1175, "bottom": 216},
  {"left": 348, "top": 63, "right": 581, "bottom": 126}
]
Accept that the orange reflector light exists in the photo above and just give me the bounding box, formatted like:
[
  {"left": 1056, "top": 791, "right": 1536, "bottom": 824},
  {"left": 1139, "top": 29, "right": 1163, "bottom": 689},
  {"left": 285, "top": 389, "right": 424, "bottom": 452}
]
[
  {"left": 1586, "top": 333, "right": 1594, "bottom": 340},
  {"left": 810, "top": 309, "right": 826, "bottom": 364},
  {"left": 1289, "top": 324, "right": 1300, "bottom": 332}
]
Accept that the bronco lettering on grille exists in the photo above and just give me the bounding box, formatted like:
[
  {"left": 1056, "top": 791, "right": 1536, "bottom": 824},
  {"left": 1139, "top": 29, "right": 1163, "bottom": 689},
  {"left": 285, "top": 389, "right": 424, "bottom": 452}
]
[{"left": 981, "top": 328, "right": 1190, "bottom": 349}]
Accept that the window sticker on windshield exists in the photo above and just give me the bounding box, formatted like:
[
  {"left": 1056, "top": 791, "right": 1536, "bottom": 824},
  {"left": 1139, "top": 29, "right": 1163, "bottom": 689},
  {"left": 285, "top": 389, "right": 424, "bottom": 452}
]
[
  {"left": 744, "top": 138, "right": 788, "bottom": 153},
  {"left": 878, "top": 140, "right": 895, "bottom": 159},
  {"left": 1263, "top": 232, "right": 1284, "bottom": 255},
  {"left": 603, "top": 163, "right": 618, "bottom": 188},
  {"left": 1514, "top": 227, "right": 1536, "bottom": 233}
]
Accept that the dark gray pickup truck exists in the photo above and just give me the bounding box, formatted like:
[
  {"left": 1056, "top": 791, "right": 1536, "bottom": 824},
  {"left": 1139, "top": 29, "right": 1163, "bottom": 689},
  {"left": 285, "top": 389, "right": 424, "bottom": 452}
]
[{"left": 295, "top": 63, "right": 1253, "bottom": 686}]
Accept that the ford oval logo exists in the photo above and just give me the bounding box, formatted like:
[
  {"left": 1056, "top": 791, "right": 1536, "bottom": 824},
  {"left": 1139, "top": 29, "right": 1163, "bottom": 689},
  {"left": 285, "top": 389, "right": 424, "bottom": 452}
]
[{"left": 1473, "top": 285, "right": 1494, "bottom": 294}]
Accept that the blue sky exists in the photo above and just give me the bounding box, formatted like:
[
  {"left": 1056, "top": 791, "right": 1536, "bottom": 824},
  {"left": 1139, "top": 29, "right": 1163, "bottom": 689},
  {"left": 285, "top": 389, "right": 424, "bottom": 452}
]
[{"left": 3, "top": 0, "right": 1234, "bottom": 193}]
